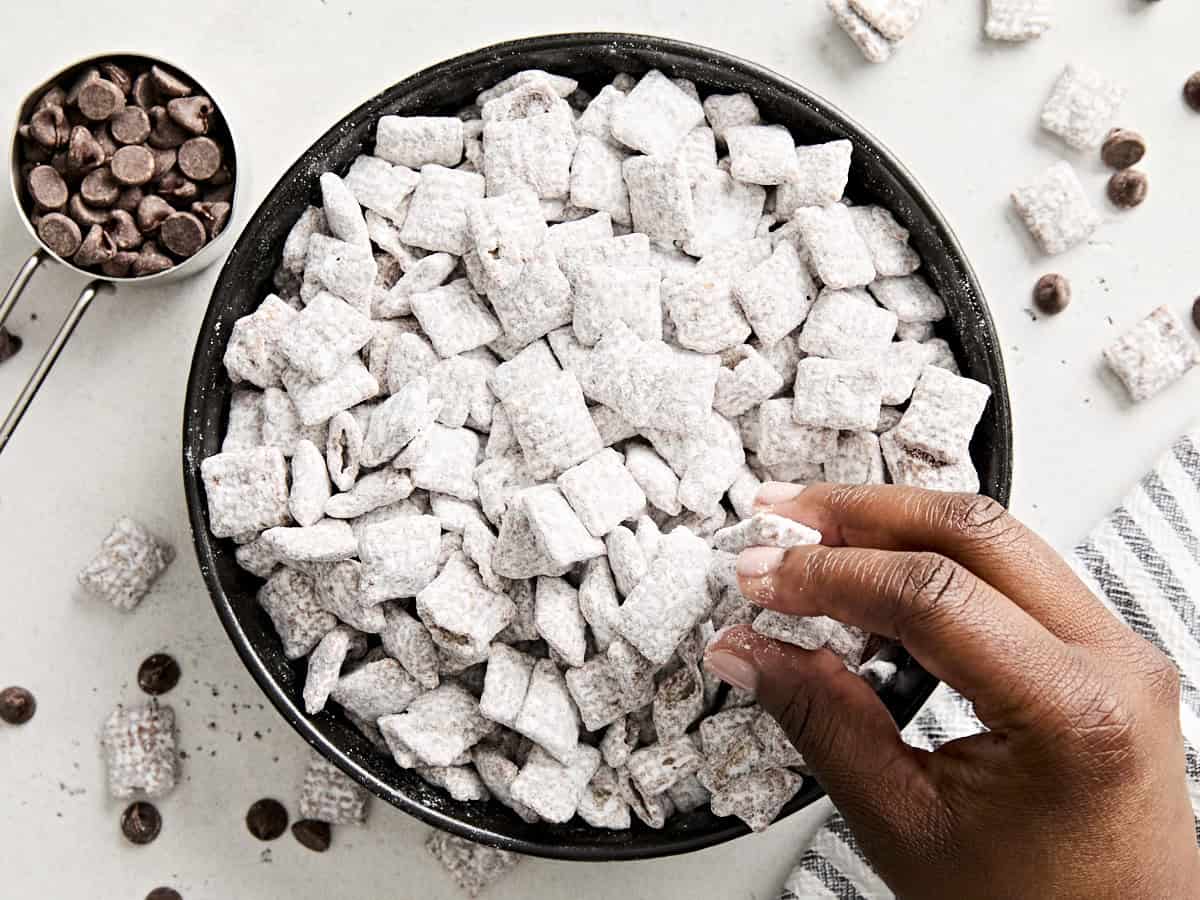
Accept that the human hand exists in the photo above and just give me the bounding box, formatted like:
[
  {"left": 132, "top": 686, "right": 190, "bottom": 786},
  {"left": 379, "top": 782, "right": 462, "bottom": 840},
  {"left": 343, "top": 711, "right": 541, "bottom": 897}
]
[{"left": 703, "top": 483, "right": 1200, "bottom": 900}]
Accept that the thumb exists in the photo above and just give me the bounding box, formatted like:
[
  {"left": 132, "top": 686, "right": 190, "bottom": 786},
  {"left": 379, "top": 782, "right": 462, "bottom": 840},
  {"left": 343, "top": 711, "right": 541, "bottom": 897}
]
[{"left": 704, "top": 626, "right": 939, "bottom": 846}]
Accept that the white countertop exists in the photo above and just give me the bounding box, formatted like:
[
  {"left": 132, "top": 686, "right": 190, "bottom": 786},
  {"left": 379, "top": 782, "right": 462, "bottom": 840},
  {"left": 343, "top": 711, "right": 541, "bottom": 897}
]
[{"left": 2, "top": 2, "right": 1198, "bottom": 898}]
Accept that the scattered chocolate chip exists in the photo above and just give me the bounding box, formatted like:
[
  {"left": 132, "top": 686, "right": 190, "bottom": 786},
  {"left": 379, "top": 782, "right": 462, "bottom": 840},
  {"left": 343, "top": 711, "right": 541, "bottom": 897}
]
[
  {"left": 137, "top": 194, "right": 175, "bottom": 232},
  {"left": 168, "top": 96, "right": 214, "bottom": 135},
  {"left": 246, "top": 799, "right": 289, "bottom": 841},
  {"left": 145, "top": 889, "right": 182, "bottom": 900},
  {"left": 73, "top": 224, "right": 117, "bottom": 267},
  {"left": 148, "top": 107, "right": 189, "bottom": 149},
  {"left": 111, "top": 145, "right": 157, "bottom": 186},
  {"left": 115, "top": 186, "right": 145, "bottom": 213},
  {"left": 36, "top": 85, "right": 67, "bottom": 112},
  {"left": 67, "top": 126, "right": 105, "bottom": 175},
  {"left": 30, "top": 105, "right": 69, "bottom": 149},
  {"left": 68, "top": 193, "right": 111, "bottom": 227},
  {"left": 121, "top": 801, "right": 162, "bottom": 845},
  {"left": 132, "top": 242, "right": 174, "bottom": 276},
  {"left": 99, "top": 63, "right": 133, "bottom": 96},
  {"left": 131, "top": 72, "right": 159, "bottom": 109},
  {"left": 151, "top": 66, "right": 193, "bottom": 99},
  {"left": 1107, "top": 169, "right": 1149, "bottom": 209},
  {"left": 0, "top": 330, "right": 23, "bottom": 364},
  {"left": 0, "top": 686, "right": 36, "bottom": 725},
  {"left": 105, "top": 209, "right": 143, "bottom": 251},
  {"left": 27, "top": 165, "right": 68, "bottom": 210},
  {"left": 78, "top": 79, "right": 125, "bottom": 122},
  {"left": 110, "top": 106, "right": 152, "bottom": 145},
  {"left": 1033, "top": 274, "right": 1071, "bottom": 315},
  {"left": 81, "top": 167, "right": 121, "bottom": 207},
  {"left": 177, "top": 137, "right": 222, "bottom": 181},
  {"left": 290, "top": 819, "right": 331, "bottom": 852},
  {"left": 37, "top": 213, "right": 83, "bottom": 258},
  {"left": 102, "top": 251, "right": 139, "bottom": 278},
  {"left": 65, "top": 68, "right": 100, "bottom": 106},
  {"left": 160, "top": 212, "right": 207, "bottom": 257},
  {"left": 1192, "top": 298, "right": 1200, "bottom": 331},
  {"left": 138, "top": 654, "right": 181, "bottom": 695},
  {"left": 1101, "top": 128, "right": 1146, "bottom": 170},
  {"left": 1185, "top": 72, "right": 1200, "bottom": 112},
  {"left": 192, "top": 201, "right": 231, "bottom": 239},
  {"left": 157, "top": 170, "right": 198, "bottom": 203}
]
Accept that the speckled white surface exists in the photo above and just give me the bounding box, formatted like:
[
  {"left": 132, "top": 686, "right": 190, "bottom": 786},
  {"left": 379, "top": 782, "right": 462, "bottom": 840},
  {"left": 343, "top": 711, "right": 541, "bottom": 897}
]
[{"left": 1, "top": 2, "right": 1198, "bottom": 898}]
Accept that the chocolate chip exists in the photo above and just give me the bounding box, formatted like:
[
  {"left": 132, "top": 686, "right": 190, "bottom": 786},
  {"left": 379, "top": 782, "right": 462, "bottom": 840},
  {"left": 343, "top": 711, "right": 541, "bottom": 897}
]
[
  {"left": 50, "top": 151, "right": 69, "bottom": 177},
  {"left": 246, "top": 799, "right": 289, "bottom": 841},
  {"left": 160, "top": 212, "right": 207, "bottom": 257},
  {"left": 67, "top": 126, "right": 105, "bottom": 175},
  {"left": 1107, "top": 169, "right": 1149, "bottom": 209},
  {"left": 93, "top": 125, "right": 118, "bottom": 163},
  {"left": 0, "top": 330, "right": 23, "bottom": 364},
  {"left": 177, "top": 137, "right": 222, "bottom": 181},
  {"left": 137, "top": 194, "right": 175, "bottom": 232},
  {"left": 105, "top": 209, "right": 143, "bottom": 251},
  {"left": 115, "top": 185, "right": 145, "bottom": 213},
  {"left": 1033, "top": 274, "right": 1071, "bottom": 315},
  {"left": 73, "top": 224, "right": 117, "bottom": 267},
  {"left": 168, "top": 96, "right": 214, "bottom": 135},
  {"left": 204, "top": 184, "right": 234, "bottom": 205},
  {"left": 111, "top": 145, "right": 157, "bottom": 186},
  {"left": 150, "top": 147, "right": 178, "bottom": 181},
  {"left": 65, "top": 68, "right": 100, "bottom": 106},
  {"left": 1101, "top": 128, "right": 1146, "bottom": 170},
  {"left": 132, "top": 242, "right": 174, "bottom": 276},
  {"left": 148, "top": 107, "right": 189, "bottom": 149},
  {"left": 81, "top": 167, "right": 121, "bottom": 206},
  {"left": 290, "top": 819, "right": 331, "bottom": 852},
  {"left": 37, "top": 213, "right": 83, "bottom": 258},
  {"left": 208, "top": 166, "right": 233, "bottom": 188},
  {"left": 151, "top": 65, "right": 193, "bottom": 99},
  {"left": 131, "top": 72, "right": 159, "bottom": 109},
  {"left": 99, "top": 63, "right": 133, "bottom": 96},
  {"left": 27, "top": 165, "right": 68, "bottom": 210},
  {"left": 1193, "top": 297, "right": 1200, "bottom": 331},
  {"left": 111, "top": 106, "right": 152, "bottom": 145},
  {"left": 121, "top": 801, "right": 162, "bottom": 845},
  {"left": 102, "top": 251, "right": 139, "bottom": 278},
  {"left": 19, "top": 133, "right": 51, "bottom": 163},
  {"left": 78, "top": 79, "right": 125, "bottom": 122},
  {"left": 0, "top": 686, "right": 36, "bottom": 725},
  {"left": 138, "top": 653, "right": 181, "bottom": 695},
  {"left": 158, "top": 170, "right": 198, "bottom": 203},
  {"left": 192, "top": 201, "right": 232, "bottom": 239},
  {"left": 36, "top": 85, "right": 67, "bottom": 112},
  {"left": 1185, "top": 72, "right": 1200, "bottom": 112},
  {"left": 68, "top": 193, "right": 111, "bottom": 227},
  {"left": 30, "top": 105, "right": 69, "bottom": 149},
  {"left": 145, "top": 889, "right": 182, "bottom": 900}
]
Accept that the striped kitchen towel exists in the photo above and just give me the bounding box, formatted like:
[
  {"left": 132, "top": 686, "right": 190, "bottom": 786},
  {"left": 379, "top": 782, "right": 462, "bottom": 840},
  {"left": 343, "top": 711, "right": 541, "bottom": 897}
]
[{"left": 780, "top": 428, "right": 1200, "bottom": 900}]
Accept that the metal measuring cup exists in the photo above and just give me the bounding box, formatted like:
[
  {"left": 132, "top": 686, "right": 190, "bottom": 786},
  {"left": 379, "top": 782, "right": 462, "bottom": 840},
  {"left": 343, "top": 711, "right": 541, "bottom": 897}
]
[{"left": 1, "top": 52, "right": 240, "bottom": 453}]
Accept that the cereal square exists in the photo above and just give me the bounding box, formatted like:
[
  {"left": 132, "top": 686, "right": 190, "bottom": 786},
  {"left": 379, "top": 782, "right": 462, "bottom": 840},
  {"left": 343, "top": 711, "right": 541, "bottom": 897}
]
[
  {"left": 279, "top": 291, "right": 374, "bottom": 382},
  {"left": 726, "top": 125, "right": 800, "bottom": 186},
  {"left": 824, "top": 430, "right": 886, "bottom": 485},
  {"left": 557, "top": 448, "right": 647, "bottom": 537},
  {"left": 793, "top": 357, "right": 883, "bottom": 431},
  {"left": 570, "top": 135, "right": 632, "bottom": 225},
  {"left": 329, "top": 657, "right": 423, "bottom": 721},
  {"left": 1103, "top": 305, "right": 1200, "bottom": 402},
  {"left": 78, "top": 517, "right": 174, "bottom": 611},
  {"left": 878, "top": 339, "right": 940, "bottom": 405},
  {"left": 479, "top": 644, "right": 535, "bottom": 728},
  {"left": 282, "top": 358, "right": 380, "bottom": 427},
  {"left": 1041, "top": 63, "right": 1125, "bottom": 151},
  {"left": 828, "top": 0, "right": 895, "bottom": 65},
  {"left": 521, "top": 484, "right": 606, "bottom": 572},
  {"left": 343, "top": 154, "right": 419, "bottom": 225},
  {"left": 375, "top": 116, "right": 464, "bottom": 169},
  {"left": 416, "top": 553, "right": 515, "bottom": 660},
  {"left": 102, "top": 702, "right": 178, "bottom": 799},
  {"left": 733, "top": 241, "right": 818, "bottom": 346},
  {"left": 510, "top": 744, "right": 601, "bottom": 823},
  {"left": 304, "top": 234, "right": 377, "bottom": 314},
  {"left": 477, "top": 70, "right": 578, "bottom": 107},
  {"left": 986, "top": 0, "right": 1052, "bottom": 41},
  {"left": 702, "top": 93, "right": 762, "bottom": 143},
  {"left": 661, "top": 270, "right": 752, "bottom": 354},
  {"left": 775, "top": 140, "right": 853, "bottom": 216},
  {"left": 867, "top": 274, "right": 946, "bottom": 324},
  {"left": 299, "top": 756, "right": 371, "bottom": 825},
  {"left": 481, "top": 110, "right": 576, "bottom": 200},
  {"left": 893, "top": 366, "right": 991, "bottom": 463},
  {"left": 623, "top": 155, "right": 695, "bottom": 244},
  {"left": 201, "top": 447, "right": 291, "bottom": 538},
  {"left": 879, "top": 429, "right": 980, "bottom": 493},
  {"left": 610, "top": 70, "right": 706, "bottom": 157},
  {"left": 465, "top": 187, "right": 547, "bottom": 291},
  {"left": 798, "top": 288, "right": 897, "bottom": 360},
  {"left": 848, "top": 0, "right": 925, "bottom": 41},
  {"left": 713, "top": 345, "right": 785, "bottom": 418},
  {"left": 400, "top": 164, "right": 485, "bottom": 255},
  {"left": 753, "top": 398, "right": 838, "bottom": 465},
  {"left": 792, "top": 204, "right": 876, "bottom": 289},
  {"left": 486, "top": 245, "right": 573, "bottom": 348},
  {"left": 849, "top": 206, "right": 921, "bottom": 277},
  {"left": 359, "top": 514, "right": 441, "bottom": 602},
  {"left": 393, "top": 423, "right": 480, "bottom": 500},
  {"left": 682, "top": 169, "right": 766, "bottom": 258},
  {"left": 257, "top": 567, "right": 336, "bottom": 658},
  {"left": 502, "top": 371, "right": 603, "bottom": 480},
  {"left": 572, "top": 264, "right": 662, "bottom": 345},
  {"left": 1012, "top": 163, "right": 1100, "bottom": 255},
  {"left": 426, "top": 832, "right": 520, "bottom": 899},
  {"left": 513, "top": 659, "right": 580, "bottom": 762},
  {"left": 534, "top": 576, "right": 588, "bottom": 667},
  {"left": 378, "top": 683, "right": 493, "bottom": 768},
  {"left": 223, "top": 295, "right": 297, "bottom": 389},
  {"left": 409, "top": 279, "right": 501, "bottom": 358},
  {"left": 709, "top": 767, "right": 802, "bottom": 833}
]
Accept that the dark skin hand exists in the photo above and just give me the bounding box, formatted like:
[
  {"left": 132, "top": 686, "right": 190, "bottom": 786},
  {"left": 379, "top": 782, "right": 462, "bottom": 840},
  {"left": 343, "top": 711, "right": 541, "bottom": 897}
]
[{"left": 703, "top": 482, "right": 1200, "bottom": 900}]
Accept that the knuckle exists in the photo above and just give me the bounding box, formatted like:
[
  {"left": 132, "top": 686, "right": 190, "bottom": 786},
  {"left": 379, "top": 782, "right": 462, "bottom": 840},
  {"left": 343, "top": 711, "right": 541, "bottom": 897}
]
[
  {"left": 1131, "top": 643, "right": 1182, "bottom": 708},
  {"left": 897, "top": 553, "right": 973, "bottom": 631},
  {"left": 1046, "top": 655, "right": 1141, "bottom": 765},
  {"left": 941, "top": 493, "right": 1013, "bottom": 543}
]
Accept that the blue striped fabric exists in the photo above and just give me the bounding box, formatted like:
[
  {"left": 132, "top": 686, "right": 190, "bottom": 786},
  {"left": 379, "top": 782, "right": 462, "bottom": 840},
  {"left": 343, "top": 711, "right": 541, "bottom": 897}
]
[{"left": 779, "top": 430, "right": 1200, "bottom": 899}]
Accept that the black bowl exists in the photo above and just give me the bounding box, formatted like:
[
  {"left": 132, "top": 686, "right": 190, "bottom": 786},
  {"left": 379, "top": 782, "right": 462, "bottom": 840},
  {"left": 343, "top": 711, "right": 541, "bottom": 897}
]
[{"left": 183, "top": 32, "right": 1013, "bottom": 861}]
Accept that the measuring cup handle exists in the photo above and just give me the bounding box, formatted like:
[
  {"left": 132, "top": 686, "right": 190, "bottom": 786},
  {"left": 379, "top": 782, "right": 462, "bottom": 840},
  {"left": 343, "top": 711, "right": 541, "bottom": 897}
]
[
  {"left": 0, "top": 248, "right": 47, "bottom": 333},
  {"left": 0, "top": 279, "right": 111, "bottom": 454}
]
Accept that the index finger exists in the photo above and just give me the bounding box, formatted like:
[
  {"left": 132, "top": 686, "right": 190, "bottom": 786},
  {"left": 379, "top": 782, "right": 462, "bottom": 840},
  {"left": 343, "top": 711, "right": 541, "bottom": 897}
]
[{"left": 755, "top": 482, "right": 1127, "bottom": 648}]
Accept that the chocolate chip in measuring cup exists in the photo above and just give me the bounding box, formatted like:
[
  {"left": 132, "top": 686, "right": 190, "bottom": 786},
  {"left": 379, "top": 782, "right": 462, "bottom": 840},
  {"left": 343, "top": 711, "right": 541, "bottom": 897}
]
[
  {"left": 37, "top": 213, "right": 83, "bottom": 258},
  {"left": 26, "top": 165, "right": 68, "bottom": 210},
  {"left": 111, "top": 145, "right": 157, "bottom": 186},
  {"left": 131, "top": 72, "right": 159, "bottom": 109},
  {"left": 132, "top": 241, "right": 173, "bottom": 276},
  {"left": 157, "top": 170, "right": 198, "bottom": 202},
  {"left": 99, "top": 62, "right": 132, "bottom": 96},
  {"left": 73, "top": 224, "right": 116, "bottom": 267},
  {"left": 151, "top": 66, "right": 192, "bottom": 99},
  {"left": 137, "top": 194, "right": 174, "bottom": 232},
  {"left": 94, "top": 125, "right": 118, "bottom": 162},
  {"left": 101, "top": 250, "right": 139, "bottom": 278},
  {"left": 115, "top": 185, "right": 144, "bottom": 213},
  {"left": 36, "top": 85, "right": 67, "bottom": 112},
  {"left": 105, "top": 209, "right": 143, "bottom": 250},
  {"left": 29, "top": 105, "right": 69, "bottom": 149},
  {"left": 0, "top": 686, "right": 36, "bottom": 725},
  {"left": 68, "top": 193, "right": 111, "bottom": 227},
  {"left": 147, "top": 107, "right": 189, "bottom": 149},
  {"left": 110, "top": 106, "right": 152, "bottom": 145},
  {"left": 77, "top": 78, "right": 125, "bottom": 122},
  {"left": 80, "top": 166, "right": 120, "bottom": 206},
  {"left": 65, "top": 68, "right": 99, "bottom": 106},
  {"left": 192, "top": 200, "right": 231, "bottom": 239},
  {"left": 67, "top": 125, "right": 105, "bottom": 174},
  {"left": 178, "top": 137, "right": 222, "bottom": 181},
  {"left": 145, "top": 889, "right": 182, "bottom": 900},
  {"left": 121, "top": 801, "right": 162, "bottom": 845},
  {"left": 160, "top": 211, "right": 207, "bottom": 257},
  {"left": 149, "top": 147, "right": 177, "bottom": 181},
  {"left": 167, "top": 96, "right": 213, "bottom": 135}
]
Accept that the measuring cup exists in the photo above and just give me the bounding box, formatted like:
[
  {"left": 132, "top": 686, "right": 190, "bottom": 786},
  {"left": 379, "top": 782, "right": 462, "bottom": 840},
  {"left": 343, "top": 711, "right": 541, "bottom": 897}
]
[{"left": 2, "top": 52, "right": 240, "bottom": 453}]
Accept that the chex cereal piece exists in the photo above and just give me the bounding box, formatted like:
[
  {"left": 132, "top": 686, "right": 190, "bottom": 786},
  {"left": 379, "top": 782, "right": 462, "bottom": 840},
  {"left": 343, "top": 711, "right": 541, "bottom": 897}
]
[
  {"left": 662, "top": 270, "right": 752, "bottom": 354},
  {"left": 710, "top": 767, "right": 802, "bottom": 832},
  {"left": 493, "top": 578, "right": 537, "bottom": 643},
  {"left": 616, "top": 527, "right": 713, "bottom": 665},
  {"left": 299, "top": 756, "right": 371, "bottom": 825},
  {"left": 373, "top": 253, "right": 456, "bottom": 318},
  {"left": 923, "top": 337, "right": 960, "bottom": 374},
  {"left": 653, "top": 664, "right": 704, "bottom": 741},
  {"left": 557, "top": 448, "right": 647, "bottom": 538},
  {"left": 725, "top": 125, "right": 800, "bottom": 186},
  {"left": 303, "top": 625, "right": 368, "bottom": 716},
  {"left": 380, "top": 604, "right": 440, "bottom": 690},
  {"left": 714, "top": 345, "right": 785, "bottom": 418},
  {"left": 628, "top": 736, "right": 703, "bottom": 797},
  {"left": 325, "top": 470, "right": 414, "bottom": 518},
  {"left": 357, "top": 514, "right": 440, "bottom": 603},
  {"left": 472, "top": 745, "right": 540, "bottom": 823},
  {"left": 576, "top": 84, "right": 626, "bottom": 144},
  {"left": 481, "top": 110, "right": 577, "bottom": 201},
  {"left": 283, "top": 358, "right": 380, "bottom": 427},
  {"left": 848, "top": 0, "right": 925, "bottom": 41},
  {"left": 312, "top": 560, "right": 386, "bottom": 633},
  {"left": 288, "top": 440, "right": 331, "bottom": 527},
  {"left": 753, "top": 398, "right": 838, "bottom": 466},
  {"left": 895, "top": 320, "right": 935, "bottom": 342},
  {"left": 624, "top": 443, "right": 682, "bottom": 516},
  {"left": 417, "top": 553, "right": 516, "bottom": 660},
  {"left": 753, "top": 335, "right": 802, "bottom": 394},
  {"left": 572, "top": 263, "right": 662, "bottom": 345},
  {"left": 559, "top": 233, "right": 651, "bottom": 290},
  {"left": 393, "top": 424, "right": 479, "bottom": 500},
  {"left": 753, "top": 612, "right": 870, "bottom": 669},
  {"left": 875, "top": 405, "right": 905, "bottom": 433},
  {"left": 894, "top": 365, "right": 991, "bottom": 463},
  {"left": 635, "top": 514, "right": 662, "bottom": 561},
  {"left": 503, "top": 371, "right": 603, "bottom": 480},
  {"left": 793, "top": 204, "right": 876, "bottom": 290},
  {"left": 304, "top": 234, "right": 377, "bottom": 314},
  {"left": 326, "top": 411, "right": 363, "bottom": 492},
  {"left": 361, "top": 377, "right": 440, "bottom": 467},
  {"left": 461, "top": 519, "right": 507, "bottom": 592},
  {"left": 409, "top": 279, "right": 501, "bottom": 359},
  {"left": 849, "top": 206, "right": 921, "bottom": 277},
  {"left": 280, "top": 291, "right": 374, "bottom": 382},
  {"left": 1041, "top": 63, "right": 1125, "bottom": 151},
  {"left": 677, "top": 444, "right": 743, "bottom": 515},
  {"left": 622, "top": 155, "right": 696, "bottom": 244},
  {"left": 578, "top": 764, "right": 633, "bottom": 830},
  {"left": 545, "top": 212, "right": 616, "bottom": 264},
  {"left": 798, "top": 288, "right": 897, "bottom": 360},
  {"left": 489, "top": 339, "right": 559, "bottom": 401},
  {"left": 793, "top": 357, "right": 884, "bottom": 431},
  {"left": 825, "top": 430, "right": 886, "bottom": 485},
  {"left": 827, "top": 0, "right": 895, "bottom": 64},
  {"left": 869, "top": 276, "right": 946, "bottom": 327},
  {"left": 364, "top": 210, "right": 415, "bottom": 266},
  {"left": 223, "top": 295, "right": 297, "bottom": 389},
  {"left": 682, "top": 169, "right": 765, "bottom": 258},
  {"left": 399, "top": 164, "right": 484, "bottom": 255},
  {"left": 234, "top": 535, "right": 279, "bottom": 579},
  {"left": 478, "top": 69, "right": 577, "bottom": 106},
  {"left": 674, "top": 125, "right": 718, "bottom": 184},
  {"left": 201, "top": 448, "right": 290, "bottom": 538},
  {"left": 878, "top": 339, "right": 940, "bottom": 405},
  {"left": 702, "top": 93, "right": 762, "bottom": 144},
  {"left": 713, "top": 513, "right": 822, "bottom": 554},
  {"left": 257, "top": 568, "right": 336, "bottom": 657},
  {"left": 513, "top": 659, "right": 580, "bottom": 762},
  {"left": 343, "top": 154, "right": 418, "bottom": 225},
  {"left": 101, "top": 702, "right": 178, "bottom": 799},
  {"left": 260, "top": 519, "right": 357, "bottom": 564},
  {"left": 375, "top": 116, "right": 463, "bottom": 169},
  {"left": 385, "top": 332, "right": 439, "bottom": 394},
  {"left": 986, "top": 0, "right": 1052, "bottom": 41},
  {"left": 578, "top": 557, "right": 621, "bottom": 653},
  {"left": 261, "top": 388, "right": 328, "bottom": 457},
  {"left": 417, "top": 765, "right": 489, "bottom": 801},
  {"left": 510, "top": 744, "right": 602, "bottom": 824},
  {"left": 621, "top": 768, "right": 674, "bottom": 828},
  {"left": 600, "top": 717, "right": 638, "bottom": 770},
  {"left": 77, "top": 516, "right": 174, "bottom": 611},
  {"left": 610, "top": 69, "right": 706, "bottom": 157},
  {"left": 428, "top": 353, "right": 494, "bottom": 429},
  {"left": 465, "top": 188, "right": 547, "bottom": 290},
  {"left": 319, "top": 173, "right": 370, "bottom": 249},
  {"left": 522, "top": 484, "right": 607, "bottom": 571},
  {"left": 880, "top": 430, "right": 978, "bottom": 493},
  {"left": 570, "top": 135, "right": 632, "bottom": 225},
  {"left": 492, "top": 497, "right": 556, "bottom": 579},
  {"left": 487, "top": 245, "right": 573, "bottom": 348},
  {"left": 668, "top": 773, "right": 712, "bottom": 814},
  {"left": 475, "top": 454, "right": 535, "bottom": 526},
  {"left": 732, "top": 241, "right": 818, "bottom": 346},
  {"left": 282, "top": 207, "right": 326, "bottom": 274},
  {"left": 726, "top": 466, "right": 762, "bottom": 521},
  {"left": 479, "top": 644, "right": 535, "bottom": 728},
  {"left": 699, "top": 707, "right": 760, "bottom": 757},
  {"left": 379, "top": 683, "right": 493, "bottom": 768},
  {"left": 776, "top": 140, "right": 853, "bottom": 216},
  {"left": 222, "top": 389, "right": 263, "bottom": 453},
  {"left": 330, "top": 656, "right": 423, "bottom": 722},
  {"left": 605, "top": 525, "right": 649, "bottom": 598},
  {"left": 1011, "top": 160, "right": 1100, "bottom": 256},
  {"left": 591, "top": 405, "right": 639, "bottom": 447},
  {"left": 752, "top": 710, "right": 806, "bottom": 769},
  {"left": 1103, "top": 305, "right": 1200, "bottom": 402},
  {"left": 534, "top": 576, "right": 588, "bottom": 667},
  {"left": 426, "top": 831, "right": 520, "bottom": 899}
]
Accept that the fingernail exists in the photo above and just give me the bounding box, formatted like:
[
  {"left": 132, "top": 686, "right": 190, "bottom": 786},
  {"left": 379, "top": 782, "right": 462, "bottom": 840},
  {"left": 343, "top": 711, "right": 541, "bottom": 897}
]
[
  {"left": 703, "top": 651, "right": 759, "bottom": 694},
  {"left": 754, "top": 481, "right": 805, "bottom": 509},
  {"left": 736, "top": 546, "right": 785, "bottom": 578}
]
